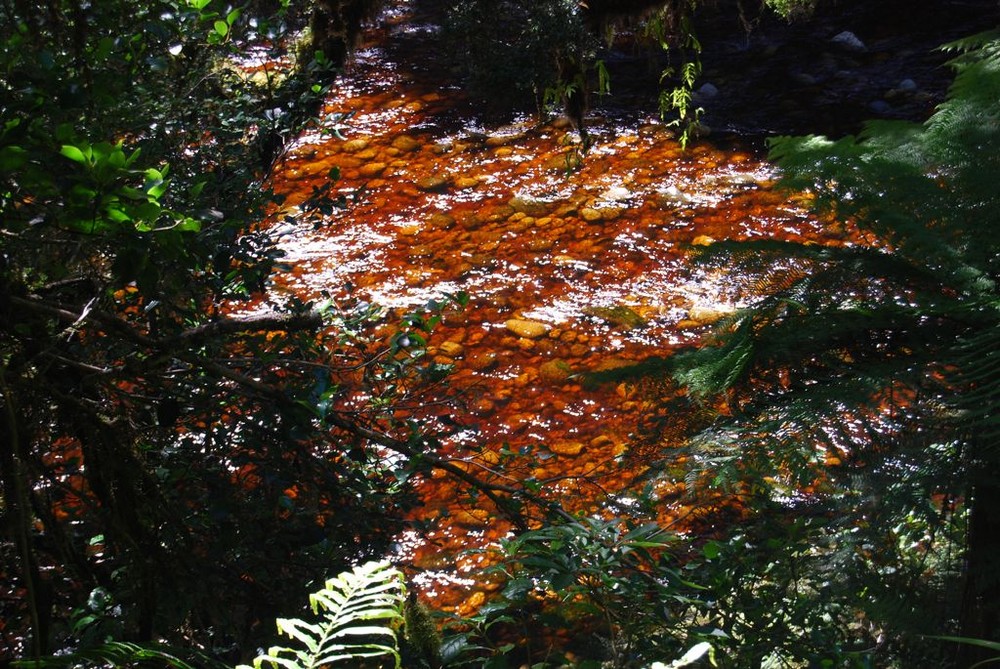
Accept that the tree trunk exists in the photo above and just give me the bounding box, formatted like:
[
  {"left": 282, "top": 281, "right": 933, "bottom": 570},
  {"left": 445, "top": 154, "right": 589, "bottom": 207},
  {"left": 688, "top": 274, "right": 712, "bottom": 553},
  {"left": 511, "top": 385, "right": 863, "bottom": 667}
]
[{"left": 957, "top": 475, "right": 1000, "bottom": 666}]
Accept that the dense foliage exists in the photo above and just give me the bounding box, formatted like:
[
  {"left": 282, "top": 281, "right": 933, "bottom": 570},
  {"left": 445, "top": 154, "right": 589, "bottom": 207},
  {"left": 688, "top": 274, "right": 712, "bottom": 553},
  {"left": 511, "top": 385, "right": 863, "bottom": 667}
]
[
  {"left": 0, "top": 0, "right": 459, "bottom": 661},
  {"left": 666, "top": 28, "right": 1000, "bottom": 667},
  {"left": 448, "top": 24, "right": 1000, "bottom": 669},
  {"left": 4, "top": 0, "right": 999, "bottom": 667}
]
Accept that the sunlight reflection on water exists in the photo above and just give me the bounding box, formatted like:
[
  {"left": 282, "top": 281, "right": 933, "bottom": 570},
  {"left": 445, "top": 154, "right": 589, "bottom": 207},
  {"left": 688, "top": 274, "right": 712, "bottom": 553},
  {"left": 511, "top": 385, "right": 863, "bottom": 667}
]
[{"left": 249, "top": 0, "right": 849, "bottom": 609}]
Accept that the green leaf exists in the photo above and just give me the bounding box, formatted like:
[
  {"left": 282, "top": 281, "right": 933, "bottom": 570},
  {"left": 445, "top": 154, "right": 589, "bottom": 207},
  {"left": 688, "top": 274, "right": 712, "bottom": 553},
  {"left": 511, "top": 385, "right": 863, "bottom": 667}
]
[
  {"left": 213, "top": 20, "right": 229, "bottom": 37},
  {"left": 248, "top": 561, "right": 404, "bottom": 669},
  {"left": 0, "top": 145, "right": 27, "bottom": 171},
  {"left": 928, "top": 635, "right": 1000, "bottom": 652},
  {"left": 61, "top": 145, "right": 89, "bottom": 163},
  {"left": 175, "top": 217, "right": 202, "bottom": 232},
  {"left": 702, "top": 541, "right": 721, "bottom": 560},
  {"left": 147, "top": 181, "right": 169, "bottom": 199}
]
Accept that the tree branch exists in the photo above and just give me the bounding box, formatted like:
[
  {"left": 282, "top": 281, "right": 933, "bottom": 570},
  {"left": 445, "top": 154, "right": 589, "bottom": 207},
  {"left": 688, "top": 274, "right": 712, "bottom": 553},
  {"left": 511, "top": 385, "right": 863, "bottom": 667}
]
[{"left": 10, "top": 295, "right": 322, "bottom": 351}]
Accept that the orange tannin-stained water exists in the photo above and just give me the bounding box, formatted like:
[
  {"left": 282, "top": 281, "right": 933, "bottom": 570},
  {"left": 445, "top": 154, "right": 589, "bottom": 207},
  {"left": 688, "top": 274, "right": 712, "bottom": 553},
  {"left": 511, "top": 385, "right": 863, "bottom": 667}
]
[{"left": 257, "top": 2, "right": 841, "bottom": 611}]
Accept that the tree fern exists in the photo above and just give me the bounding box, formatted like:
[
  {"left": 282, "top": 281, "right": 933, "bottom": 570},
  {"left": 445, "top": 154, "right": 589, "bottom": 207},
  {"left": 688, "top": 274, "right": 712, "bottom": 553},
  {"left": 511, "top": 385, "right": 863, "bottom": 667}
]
[
  {"left": 662, "top": 30, "right": 1000, "bottom": 665},
  {"left": 241, "top": 561, "right": 406, "bottom": 669}
]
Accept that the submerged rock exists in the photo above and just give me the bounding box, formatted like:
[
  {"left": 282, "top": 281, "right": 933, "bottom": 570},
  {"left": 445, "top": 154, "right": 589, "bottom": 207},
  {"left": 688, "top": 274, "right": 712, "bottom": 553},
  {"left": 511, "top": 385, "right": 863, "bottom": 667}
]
[
  {"left": 687, "top": 303, "right": 737, "bottom": 325},
  {"left": 416, "top": 175, "right": 449, "bottom": 192},
  {"left": 391, "top": 135, "right": 421, "bottom": 152},
  {"left": 583, "top": 305, "right": 647, "bottom": 329},
  {"left": 548, "top": 440, "right": 585, "bottom": 456},
  {"left": 341, "top": 138, "right": 368, "bottom": 152},
  {"left": 509, "top": 194, "right": 554, "bottom": 217},
  {"left": 538, "top": 359, "right": 573, "bottom": 384},
  {"left": 505, "top": 318, "right": 549, "bottom": 339},
  {"left": 359, "top": 162, "right": 387, "bottom": 177}
]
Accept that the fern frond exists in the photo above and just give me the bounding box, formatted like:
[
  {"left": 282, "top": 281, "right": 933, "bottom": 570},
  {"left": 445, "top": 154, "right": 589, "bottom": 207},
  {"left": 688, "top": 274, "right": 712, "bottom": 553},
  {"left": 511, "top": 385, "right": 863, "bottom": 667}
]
[
  {"left": 940, "top": 29, "right": 1000, "bottom": 55},
  {"left": 242, "top": 560, "right": 406, "bottom": 669},
  {"left": 11, "top": 641, "right": 223, "bottom": 669}
]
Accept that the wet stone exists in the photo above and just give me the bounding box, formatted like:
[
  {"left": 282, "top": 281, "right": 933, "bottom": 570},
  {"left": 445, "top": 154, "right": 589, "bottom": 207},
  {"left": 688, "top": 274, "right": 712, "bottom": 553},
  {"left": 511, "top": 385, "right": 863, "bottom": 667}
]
[
  {"left": 538, "top": 359, "right": 573, "bottom": 384},
  {"left": 542, "top": 154, "right": 574, "bottom": 172},
  {"left": 583, "top": 305, "right": 647, "bottom": 329},
  {"left": 485, "top": 205, "right": 515, "bottom": 222},
  {"left": 830, "top": 30, "right": 867, "bottom": 54},
  {"left": 359, "top": 162, "right": 387, "bottom": 177},
  {"left": 548, "top": 441, "right": 585, "bottom": 456},
  {"left": 505, "top": 319, "right": 549, "bottom": 339},
  {"left": 341, "top": 138, "right": 368, "bottom": 152},
  {"left": 579, "top": 207, "right": 603, "bottom": 223},
  {"left": 426, "top": 213, "right": 456, "bottom": 229},
  {"left": 391, "top": 135, "right": 421, "bottom": 152},
  {"left": 590, "top": 434, "right": 614, "bottom": 448},
  {"left": 509, "top": 195, "right": 553, "bottom": 217},
  {"left": 599, "top": 206, "right": 623, "bottom": 220},
  {"left": 468, "top": 351, "right": 499, "bottom": 372},
  {"left": 461, "top": 213, "right": 485, "bottom": 229},
  {"left": 416, "top": 175, "right": 450, "bottom": 192},
  {"left": 687, "top": 304, "right": 736, "bottom": 325},
  {"left": 438, "top": 340, "right": 465, "bottom": 358}
]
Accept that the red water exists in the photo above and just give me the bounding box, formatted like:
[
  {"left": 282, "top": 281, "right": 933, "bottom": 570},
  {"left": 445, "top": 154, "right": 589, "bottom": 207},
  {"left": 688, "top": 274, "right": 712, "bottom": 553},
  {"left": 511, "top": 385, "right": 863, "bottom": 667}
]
[{"left": 259, "top": 1, "right": 840, "bottom": 613}]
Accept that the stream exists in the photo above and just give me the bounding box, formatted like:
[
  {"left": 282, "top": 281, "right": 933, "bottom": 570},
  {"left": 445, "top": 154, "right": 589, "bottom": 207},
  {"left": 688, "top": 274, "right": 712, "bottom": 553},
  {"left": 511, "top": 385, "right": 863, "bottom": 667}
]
[{"left": 259, "top": 0, "right": 868, "bottom": 613}]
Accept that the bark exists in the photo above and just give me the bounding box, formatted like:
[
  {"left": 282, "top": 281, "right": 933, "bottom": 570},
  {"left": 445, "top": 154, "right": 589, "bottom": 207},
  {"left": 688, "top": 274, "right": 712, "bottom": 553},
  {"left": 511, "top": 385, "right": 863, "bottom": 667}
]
[
  {"left": 0, "top": 367, "right": 52, "bottom": 657},
  {"left": 957, "top": 474, "right": 1000, "bottom": 666}
]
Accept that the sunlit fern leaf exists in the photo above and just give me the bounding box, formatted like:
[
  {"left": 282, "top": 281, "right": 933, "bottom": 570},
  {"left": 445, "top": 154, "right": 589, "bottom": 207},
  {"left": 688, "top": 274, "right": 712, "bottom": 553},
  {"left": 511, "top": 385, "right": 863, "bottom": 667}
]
[
  {"left": 940, "top": 29, "right": 1000, "bottom": 55},
  {"left": 241, "top": 560, "right": 405, "bottom": 669},
  {"left": 947, "top": 306, "right": 1000, "bottom": 442}
]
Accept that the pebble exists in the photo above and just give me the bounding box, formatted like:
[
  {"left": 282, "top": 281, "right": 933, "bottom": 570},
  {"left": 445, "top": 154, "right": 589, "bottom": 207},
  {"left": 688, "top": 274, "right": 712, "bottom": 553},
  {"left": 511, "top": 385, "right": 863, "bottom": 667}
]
[
  {"left": 696, "top": 82, "right": 719, "bottom": 98},
  {"left": 655, "top": 185, "right": 695, "bottom": 208},
  {"left": 505, "top": 318, "right": 549, "bottom": 339},
  {"left": 590, "top": 434, "right": 613, "bottom": 448},
  {"left": 509, "top": 195, "right": 553, "bottom": 217},
  {"left": 548, "top": 441, "right": 585, "bottom": 456},
  {"left": 579, "top": 207, "right": 603, "bottom": 223},
  {"left": 538, "top": 359, "right": 573, "bottom": 384},
  {"left": 359, "top": 162, "right": 386, "bottom": 177},
  {"left": 391, "top": 135, "right": 421, "bottom": 152},
  {"left": 454, "top": 176, "right": 479, "bottom": 190},
  {"left": 341, "top": 138, "right": 368, "bottom": 152},
  {"left": 687, "top": 304, "right": 736, "bottom": 325},
  {"left": 599, "top": 186, "right": 633, "bottom": 202},
  {"left": 830, "top": 30, "right": 867, "bottom": 54},
  {"left": 438, "top": 340, "right": 465, "bottom": 358},
  {"left": 468, "top": 352, "right": 499, "bottom": 372},
  {"left": 583, "top": 305, "right": 647, "bottom": 329},
  {"left": 416, "top": 175, "right": 449, "bottom": 192},
  {"left": 426, "top": 213, "right": 455, "bottom": 229}
]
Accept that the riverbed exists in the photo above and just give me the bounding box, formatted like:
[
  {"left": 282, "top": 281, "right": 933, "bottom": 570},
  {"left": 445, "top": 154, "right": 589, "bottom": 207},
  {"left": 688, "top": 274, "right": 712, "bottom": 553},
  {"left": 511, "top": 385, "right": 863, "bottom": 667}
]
[{"left": 259, "top": 0, "right": 864, "bottom": 613}]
